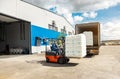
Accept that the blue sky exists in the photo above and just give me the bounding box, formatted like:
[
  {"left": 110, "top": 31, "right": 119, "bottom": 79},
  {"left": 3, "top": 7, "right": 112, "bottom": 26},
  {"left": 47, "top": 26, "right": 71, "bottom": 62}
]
[
  {"left": 24, "top": 0, "right": 120, "bottom": 40},
  {"left": 83, "top": 3, "right": 120, "bottom": 23}
]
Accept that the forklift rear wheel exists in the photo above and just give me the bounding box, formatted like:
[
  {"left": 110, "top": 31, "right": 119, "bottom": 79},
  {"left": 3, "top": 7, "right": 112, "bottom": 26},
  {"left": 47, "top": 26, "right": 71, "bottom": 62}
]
[{"left": 58, "top": 57, "right": 65, "bottom": 64}]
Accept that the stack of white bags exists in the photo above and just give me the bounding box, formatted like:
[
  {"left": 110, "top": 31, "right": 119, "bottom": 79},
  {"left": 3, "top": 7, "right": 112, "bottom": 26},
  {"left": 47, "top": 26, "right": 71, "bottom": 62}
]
[
  {"left": 65, "top": 34, "right": 86, "bottom": 58},
  {"left": 83, "top": 31, "right": 93, "bottom": 46}
]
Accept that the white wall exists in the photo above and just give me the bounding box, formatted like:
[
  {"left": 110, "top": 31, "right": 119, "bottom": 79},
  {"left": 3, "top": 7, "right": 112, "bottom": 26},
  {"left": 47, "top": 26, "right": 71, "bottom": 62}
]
[
  {"left": 16, "top": 0, "right": 47, "bottom": 27},
  {"left": 0, "top": 0, "right": 17, "bottom": 17},
  {"left": 32, "top": 46, "right": 51, "bottom": 54}
]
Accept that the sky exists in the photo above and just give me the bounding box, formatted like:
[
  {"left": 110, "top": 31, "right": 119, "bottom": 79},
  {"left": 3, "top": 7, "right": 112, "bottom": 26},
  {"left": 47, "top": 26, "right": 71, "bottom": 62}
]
[{"left": 24, "top": 0, "right": 120, "bottom": 41}]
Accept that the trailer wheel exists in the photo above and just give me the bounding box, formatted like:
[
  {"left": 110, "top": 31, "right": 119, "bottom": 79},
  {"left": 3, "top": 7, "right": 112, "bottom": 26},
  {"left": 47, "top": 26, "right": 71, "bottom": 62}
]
[{"left": 66, "top": 58, "right": 69, "bottom": 63}]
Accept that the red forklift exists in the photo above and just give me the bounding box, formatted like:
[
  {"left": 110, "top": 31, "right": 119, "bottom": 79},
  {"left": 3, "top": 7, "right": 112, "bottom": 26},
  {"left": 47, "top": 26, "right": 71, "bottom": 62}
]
[{"left": 45, "top": 38, "right": 69, "bottom": 64}]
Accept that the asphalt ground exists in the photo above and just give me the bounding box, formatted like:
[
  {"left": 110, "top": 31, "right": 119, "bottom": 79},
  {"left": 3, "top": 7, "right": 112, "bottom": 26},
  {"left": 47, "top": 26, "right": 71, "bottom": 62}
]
[{"left": 0, "top": 46, "right": 120, "bottom": 79}]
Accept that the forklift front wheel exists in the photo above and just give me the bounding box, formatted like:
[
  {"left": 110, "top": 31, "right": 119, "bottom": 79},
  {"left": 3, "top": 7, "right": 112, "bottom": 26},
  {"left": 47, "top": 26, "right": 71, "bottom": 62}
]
[{"left": 46, "top": 58, "right": 49, "bottom": 62}]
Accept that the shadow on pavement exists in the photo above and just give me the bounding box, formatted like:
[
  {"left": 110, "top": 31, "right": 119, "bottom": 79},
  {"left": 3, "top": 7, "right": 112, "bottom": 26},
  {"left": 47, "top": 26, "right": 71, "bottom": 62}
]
[
  {"left": 84, "top": 54, "right": 95, "bottom": 58},
  {"left": 26, "top": 60, "right": 79, "bottom": 67}
]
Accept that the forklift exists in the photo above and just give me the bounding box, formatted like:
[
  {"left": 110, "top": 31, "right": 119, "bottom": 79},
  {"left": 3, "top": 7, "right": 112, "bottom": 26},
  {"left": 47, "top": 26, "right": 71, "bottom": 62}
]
[{"left": 45, "top": 38, "right": 69, "bottom": 64}]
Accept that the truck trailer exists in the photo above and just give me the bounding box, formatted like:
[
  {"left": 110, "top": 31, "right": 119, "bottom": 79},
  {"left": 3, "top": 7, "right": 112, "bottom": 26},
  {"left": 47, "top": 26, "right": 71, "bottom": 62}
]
[{"left": 75, "top": 22, "right": 100, "bottom": 55}]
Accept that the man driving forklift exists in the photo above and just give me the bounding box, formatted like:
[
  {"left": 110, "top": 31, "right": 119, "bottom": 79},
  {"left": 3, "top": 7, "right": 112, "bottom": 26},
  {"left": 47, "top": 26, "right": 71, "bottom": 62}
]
[
  {"left": 45, "top": 39, "right": 69, "bottom": 64},
  {"left": 51, "top": 41, "right": 59, "bottom": 53}
]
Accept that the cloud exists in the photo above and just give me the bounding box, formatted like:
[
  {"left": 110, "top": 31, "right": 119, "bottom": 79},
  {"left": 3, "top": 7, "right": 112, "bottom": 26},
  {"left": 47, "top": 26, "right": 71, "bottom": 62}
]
[
  {"left": 56, "top": 7, "right": 70, "bottom": 15},
  {"left": 82, "top": 12, "right": 98, "bottom": 18},
  {"left": 23, "top": 0, "right": 120, "bottom": 12},
  {"left": 101, "top": 20, "right": 120, "bottom": 40},
  {"left": 74, "top": 16, "right": 83, "bottom": 22},
  {"left": 65, "top": 0, "right": 120, "bottom": 12},
  {"left": 64, "top": 13, "right": 84, "bottom": 25},
  {"left": 89, "top": 12, "right": 98, "bottom": 18},
  {"left": 82, "top": 12, "right": 89, "bottom": 17},
  {"left": 64, "top": 13, "right": 74, "bottom": 25}
]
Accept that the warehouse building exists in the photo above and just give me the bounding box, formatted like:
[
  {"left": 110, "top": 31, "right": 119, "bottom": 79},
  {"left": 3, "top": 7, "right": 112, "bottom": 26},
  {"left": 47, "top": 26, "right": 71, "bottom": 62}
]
[{"left": 0, "top": 0, "right": 74, "bottom": 54}]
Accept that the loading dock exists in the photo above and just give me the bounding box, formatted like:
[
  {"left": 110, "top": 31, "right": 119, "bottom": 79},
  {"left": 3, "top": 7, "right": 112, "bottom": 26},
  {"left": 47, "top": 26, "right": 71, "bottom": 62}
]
[{"left": 0, "top": 13, "right": 31, "bottom": 55}]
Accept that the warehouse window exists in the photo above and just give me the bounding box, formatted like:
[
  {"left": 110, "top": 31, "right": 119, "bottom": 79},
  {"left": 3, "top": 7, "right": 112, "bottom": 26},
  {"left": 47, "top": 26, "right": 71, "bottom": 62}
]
[
  {"left": 48, "top": 24, "right": 52, "bottom": 30},
  {"left": 48, "top": 20, "right": 58, "bottom": 31},
  {"left": 61, "top": 26, "right": 66, "bottom": 34},
  {"left": 35, "top": 37, "right": 41, "bottom": 46}
]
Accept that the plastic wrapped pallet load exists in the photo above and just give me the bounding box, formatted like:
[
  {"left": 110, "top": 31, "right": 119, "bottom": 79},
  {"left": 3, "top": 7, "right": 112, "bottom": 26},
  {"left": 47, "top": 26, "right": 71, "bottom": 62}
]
[
  {"left": 65, "top": 34, "right": 86, "bottom": 58},
  {"left": 83, "top": 31, "right": 93, "bottom": 46}
]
